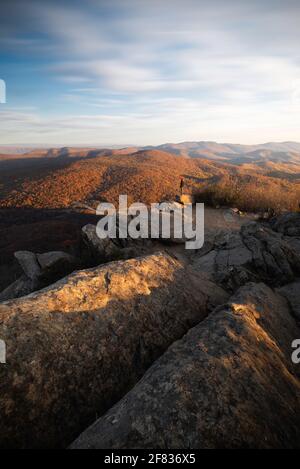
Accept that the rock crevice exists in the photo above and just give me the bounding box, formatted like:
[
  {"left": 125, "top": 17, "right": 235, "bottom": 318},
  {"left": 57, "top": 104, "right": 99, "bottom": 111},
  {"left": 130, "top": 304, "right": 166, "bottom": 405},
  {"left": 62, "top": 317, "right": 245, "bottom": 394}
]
[
  {"left": 71, "top": 283, "right": 300, "bottom": 449},
  {"left": 0, "top": 252, "right": 228, "bottom": 449}
]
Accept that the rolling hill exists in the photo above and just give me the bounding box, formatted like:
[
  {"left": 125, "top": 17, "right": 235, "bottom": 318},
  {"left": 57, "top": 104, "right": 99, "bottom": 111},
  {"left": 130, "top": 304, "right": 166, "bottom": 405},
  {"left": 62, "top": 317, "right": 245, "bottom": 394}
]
[{"left": 0, "top": 143, "right": 299, "bottom": 329}]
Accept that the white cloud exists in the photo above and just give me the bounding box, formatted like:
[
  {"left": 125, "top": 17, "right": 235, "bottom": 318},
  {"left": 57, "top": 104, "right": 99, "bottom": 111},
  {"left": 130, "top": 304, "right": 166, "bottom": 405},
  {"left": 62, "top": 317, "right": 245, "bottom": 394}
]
[
  {"left": 1, "top": 92, "right": 300, "bottom": 145},
  {"left": 1, "top": 0, "right": 300, "bottom": 143}
]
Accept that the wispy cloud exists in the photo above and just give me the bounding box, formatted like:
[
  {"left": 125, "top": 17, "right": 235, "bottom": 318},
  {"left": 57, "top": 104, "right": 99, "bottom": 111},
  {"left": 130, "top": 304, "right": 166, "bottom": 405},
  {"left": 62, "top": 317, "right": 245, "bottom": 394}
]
[{"left": 1, "top": 0, "right": 300, "bottom": 144}]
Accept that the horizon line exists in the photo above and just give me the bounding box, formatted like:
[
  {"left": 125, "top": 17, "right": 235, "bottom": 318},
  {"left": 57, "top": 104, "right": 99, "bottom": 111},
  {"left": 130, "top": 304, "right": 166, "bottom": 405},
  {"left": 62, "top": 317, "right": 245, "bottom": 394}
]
[{"left": 1, "top": 139, "right": 300, "bottom": 149}]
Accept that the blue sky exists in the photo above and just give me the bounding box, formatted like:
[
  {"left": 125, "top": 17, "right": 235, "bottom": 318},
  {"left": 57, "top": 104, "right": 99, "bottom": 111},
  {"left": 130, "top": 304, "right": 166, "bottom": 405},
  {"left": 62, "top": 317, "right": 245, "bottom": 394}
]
[{"left": 1, "top": 0, "right": 300, "bottom": 145}]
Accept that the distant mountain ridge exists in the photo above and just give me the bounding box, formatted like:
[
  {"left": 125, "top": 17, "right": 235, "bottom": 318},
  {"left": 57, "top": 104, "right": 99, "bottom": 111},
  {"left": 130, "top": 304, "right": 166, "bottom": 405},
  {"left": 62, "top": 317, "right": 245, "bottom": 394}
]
[
  {"left": 151, "top": 140, "right": 300, "bottom": 153},
  {"left": 1, "top": 141, "right": 300, "bottom": 164},
  {"left": 144, "top": 141, "right": 300, "bottom": 163}
]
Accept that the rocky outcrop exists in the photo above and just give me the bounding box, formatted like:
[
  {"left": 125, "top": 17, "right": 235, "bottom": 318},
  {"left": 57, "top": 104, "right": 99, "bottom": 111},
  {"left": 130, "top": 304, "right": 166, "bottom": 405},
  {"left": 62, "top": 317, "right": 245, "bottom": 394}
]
[
  {"left": 81, "top": 223, "right": 154, "bottom": 264},
  {"left": 82, "top": 224, "right": 124, "bottom": 263},
  {"left": 0, "top": 252, "right": 228, "bottom": 449},
  {"left": 82, "top": 200, "right": 203, "bottom": 258},
  {"left": 71, "top": 283, "right": 300, "bottom": 449},
  {"left": 271, "top": 212, "right": 300, "bottom": 237},
  {"left": 0, "top": 275, "right": 38, "bottom": 302},
  {"left": 193, "top": 222, "right": 300, "bottom": 291},
  {"left": 153, "top": 202, "right": 194, "bottom": 244},
  {"left": 0, "top": 250, "right": 80, "bottom": 302},
  {"left": 37, "top": 251, "right": 79, "bottom": 278},
  {"left": 14, "top": 251, "right": 42, "bottom": 280},
  {"left": 279, "top": 279, "right": 300, "bottom": 321}
]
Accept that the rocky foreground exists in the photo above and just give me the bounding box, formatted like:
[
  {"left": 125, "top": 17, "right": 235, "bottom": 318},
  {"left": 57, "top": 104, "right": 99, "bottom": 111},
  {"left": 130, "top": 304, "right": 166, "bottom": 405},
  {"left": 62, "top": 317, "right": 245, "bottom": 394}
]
[
  {"left": 0, "top": 252, "right": 227, "bottom": 448},
  {"left": 0, "top": 211, "right": 300, "bottom": 448},
  {"left": 71, "top": 283, "right": 300, "bottom": 449}
]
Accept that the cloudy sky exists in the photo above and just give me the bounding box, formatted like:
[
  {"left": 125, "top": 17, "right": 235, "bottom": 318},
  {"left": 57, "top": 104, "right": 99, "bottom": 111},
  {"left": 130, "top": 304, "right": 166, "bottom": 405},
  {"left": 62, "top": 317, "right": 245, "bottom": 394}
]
[{"left": 1, "top": 0, "right": 300, "bottom": 145}]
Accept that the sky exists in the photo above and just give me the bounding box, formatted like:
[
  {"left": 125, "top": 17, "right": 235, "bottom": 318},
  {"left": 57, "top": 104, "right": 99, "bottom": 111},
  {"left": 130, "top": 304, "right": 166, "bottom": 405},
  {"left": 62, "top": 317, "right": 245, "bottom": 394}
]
[{"left": 0, "top": 0, "right": 300, "bottom": 146}]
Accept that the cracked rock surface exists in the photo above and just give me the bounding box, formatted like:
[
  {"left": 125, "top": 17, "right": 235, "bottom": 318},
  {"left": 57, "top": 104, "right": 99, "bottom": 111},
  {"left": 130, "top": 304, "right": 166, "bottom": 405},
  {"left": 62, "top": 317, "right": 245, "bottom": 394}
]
[
  {"left": 279, "top": 279, "right": 300, "bottom": 321},
  {"left": 0, "top": 251, "right": 227, "bottom": 449},
  {"left": 71, "top": 283, "right": 300, "bottom": 449},
  {"left": 271, "top": 212, "right": 300, "bottom": 237},
  {"left": 193, "top": 221, "right": 300, "bottom": 291}
]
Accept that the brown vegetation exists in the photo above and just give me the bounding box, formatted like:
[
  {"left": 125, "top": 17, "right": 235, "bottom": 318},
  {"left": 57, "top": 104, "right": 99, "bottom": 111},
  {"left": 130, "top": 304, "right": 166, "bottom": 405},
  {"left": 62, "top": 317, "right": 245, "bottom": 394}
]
[
  {"left": 195, "top": 172, "right": 300, "bottom": 213},
  {"left": 0, "top": 149, "right": 299, "bottom": 213},
  {"left": 0, "top": 150, "right": 208, "bottom": 208}
]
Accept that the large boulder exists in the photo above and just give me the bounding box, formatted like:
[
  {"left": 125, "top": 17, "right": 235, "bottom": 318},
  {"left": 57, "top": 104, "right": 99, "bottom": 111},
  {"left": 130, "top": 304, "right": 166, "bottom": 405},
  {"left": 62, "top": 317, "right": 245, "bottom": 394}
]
[
  {"left": 81, "top": 224, "right": 124, "bottom": 263},
  {"left": 0, "top": 252, "right": 228, "bottom": 448},
  {"left": 14, "top": 251, "right": 41, "bottom": 280},
  {"left": 271, "top": 212, "right": 300, "bottom": 237},
  {"left": 154, "top": 202, "right": 193, "bottom": 244},
  {"left": 71, "top": 283, "right": 300, "bottom": 449},
  {"left": 0, "top": 250, "right": 80, "bottom": 302},
  {"left": 82, "top": 203, "right": 198, "bottom": 255},
  {"left": 37, "top": 251, "right": 79, "bottom": 281},
  {"left": 193, "top": 222, "right": 300, "bottom": 291},
  {"left": 279, "top": 279, "right": 300, "bottom": 321},
  {"left": 81, "top": 223, "right": 153, "bottom": 263},
  {"left": 0, "top": 275, "right": 39, "bottom": 302}
]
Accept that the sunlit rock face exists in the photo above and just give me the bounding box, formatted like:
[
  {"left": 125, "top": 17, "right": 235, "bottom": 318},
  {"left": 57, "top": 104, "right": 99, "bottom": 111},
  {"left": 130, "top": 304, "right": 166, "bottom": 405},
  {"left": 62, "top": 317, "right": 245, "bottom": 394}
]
[
  {"left": 71, "top": 283, "right": 300, "bottom": 450},
  {"left": 0, "top": 252, "right": 227, "bottom": 449},
  {"left": 193, "top": 222, "right": 300, "bottom": 291}
]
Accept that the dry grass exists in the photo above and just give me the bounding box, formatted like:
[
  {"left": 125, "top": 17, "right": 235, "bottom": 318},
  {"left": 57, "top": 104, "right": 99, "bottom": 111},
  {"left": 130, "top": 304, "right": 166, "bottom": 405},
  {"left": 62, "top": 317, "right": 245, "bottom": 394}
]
[
  {"left": 0, "top": 150, "right": 299, "bottom": 213},
  {"left": 194, "top": 173, "right": 300, "bottom": 213},
  {"left": 0, "top": 151, "right": 209, "bottom": 209}
]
